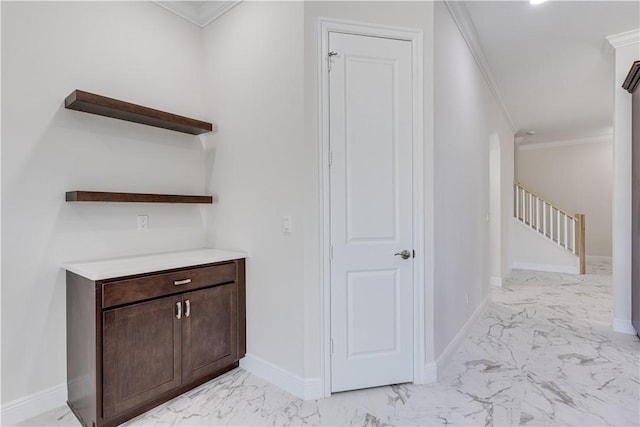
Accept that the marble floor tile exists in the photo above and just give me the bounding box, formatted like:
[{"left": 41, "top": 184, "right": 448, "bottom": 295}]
[{"left": 17, "top": 260, "right": 640, "bottom": 426}]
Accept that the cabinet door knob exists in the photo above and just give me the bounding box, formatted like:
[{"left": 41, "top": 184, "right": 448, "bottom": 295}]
[
  {"left": 185, "top": 300, "right": 190, "bottom": 318},
  {"left": 174, "top": 279, "right": 192, "bottom": 286},
  {"left": 176, "top": 302, "right": 182, "bottom": 319}
]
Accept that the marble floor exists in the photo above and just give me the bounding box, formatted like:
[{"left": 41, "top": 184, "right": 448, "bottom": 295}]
[{"left": 19, "top": 261, "right": 640, "bottom": 426}]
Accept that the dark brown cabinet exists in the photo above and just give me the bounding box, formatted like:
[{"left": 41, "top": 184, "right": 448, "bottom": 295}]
[
  {"left": 102, "top": 295, "right": 183, "bottom": 419},
  {"left": 181, "top": 284, "right": 238, "bottom": 383},
  {"left": 66, "top": 258, "right": 246, "bottom": 427}
]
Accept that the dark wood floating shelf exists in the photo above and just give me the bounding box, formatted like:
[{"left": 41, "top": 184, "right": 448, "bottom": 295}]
[
  {"left": 66, "top": 191, "right": 213, "bottom": 204},
  {"left": 64, "top": 90, "right": 213, "bottom": 135},
  {"left": 623, "top": 60, "right": 640, "bottom": 94}
]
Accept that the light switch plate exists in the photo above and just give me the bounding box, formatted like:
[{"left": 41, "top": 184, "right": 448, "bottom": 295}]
[
  {"left": 283, "top": 216, "right": 292, "bottom": 233},
  {"left": 137, "top": 215, "right": 148, "bottom": 231}
]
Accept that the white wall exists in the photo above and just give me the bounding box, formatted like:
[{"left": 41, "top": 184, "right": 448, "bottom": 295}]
[
  {"left": 201, "top": 1, "right": 307, "bottom": 378},
  {"left": 489, "top": 134, "right": 501, "bottom": 283},
  {"left": 610, "top": 34, "right": 639, "bottom": 334},
  {"left": 201, "top": 0, "right": 436, "bottom": 388},
  {"left": 433, "top": 3, "right": 514, "bottom": 357},
  {"left": 1, "top": 1, "right": 207, "bottom": 405},
  {"left": 501, "top": 131, "right": 515, "bottom": 279},
  {"left": 518, "top": 138, "right": 613, "bottom": 257},
  {"left": 2, "top": 0, "right": 522, "bottom": 413},
  {"left": 510, "top": 219, "right": 580, "bottom": 273},
  {"left": 488, "top": 131, "right": 514, "bottom": 285}
]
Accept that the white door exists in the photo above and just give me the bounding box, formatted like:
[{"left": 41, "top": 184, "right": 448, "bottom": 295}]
[{"left": 329, "top": 32, "right": 414, "bottom": 393}]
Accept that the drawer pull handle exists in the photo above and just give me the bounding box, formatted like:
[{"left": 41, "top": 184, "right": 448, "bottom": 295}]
[
  {"left": 185, "top": 300, "right": 190, "bottom": 317},
  {"left": 174, "top": 279, "right": 192, "bottom": 286},
  {"left": 176, "top": 302, "right": 182, "bottom": 319}
]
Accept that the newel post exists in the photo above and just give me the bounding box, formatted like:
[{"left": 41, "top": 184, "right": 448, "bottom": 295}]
[{"left": 575, "top": 214, "right": 586, "bottom": 274}]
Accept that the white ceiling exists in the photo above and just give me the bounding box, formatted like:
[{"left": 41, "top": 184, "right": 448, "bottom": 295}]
[
  {"left": 153, "top": 1, "right": 638, "bottom": 144},
  {"left": 463, "top": 1, "right": 639, "bottom": 144}
]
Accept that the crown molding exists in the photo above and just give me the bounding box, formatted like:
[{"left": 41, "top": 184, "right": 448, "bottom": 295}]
[
  {"left": 444, "top": 1, "right": 516, "bottom": 132},
  {"left": 200, "top": 1, "right": 242, "bottom": 27},
  {"left": 152, "top": 1, "right": 241, "bottom": 28},
  {"left": 606, "top": 28, "right": 640, "bottom": 49},
  {"left": 152, "top": 1, "right": 200, "bottom": 26},
  {"left": 519, "top": 133, "right": 613, "bottom": 151}
]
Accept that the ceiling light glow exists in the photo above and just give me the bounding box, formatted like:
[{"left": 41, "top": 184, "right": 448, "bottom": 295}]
[{"left": 530, "top": 0, "right": 547, "bottom": 4}]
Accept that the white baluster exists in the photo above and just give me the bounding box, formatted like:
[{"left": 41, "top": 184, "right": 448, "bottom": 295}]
[
  {"left": 513, "top": 185, "right": 580, "bottom": 256},
  {"left": 517, "top": 186, "right": 521, "bottom": 221},
  {"left": 550, "top": 208, "right": 555, "bottom": 243},
  {"left": 571, "top": 218, "right": 576, "bottom": 254},
  {"left": 524, "top": 188, "right": 526, "bottom": 222},
  {"left": 516, "top": 187, "right": 522, "bottom": 220},
  {"left": 556, "top": 208, "right": 561, "bottom": 246}
]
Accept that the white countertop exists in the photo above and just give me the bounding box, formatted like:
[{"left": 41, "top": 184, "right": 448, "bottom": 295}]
[{"left": 64, "top": 248, "right": 247, "bottom": 281}]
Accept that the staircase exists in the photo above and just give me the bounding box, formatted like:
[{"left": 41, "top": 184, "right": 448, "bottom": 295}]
[{"left": 514, "top": 183, "right": 586, "bottom": 274}]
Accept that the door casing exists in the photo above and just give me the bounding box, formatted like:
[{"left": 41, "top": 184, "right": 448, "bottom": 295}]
[{"left": 318, "top": 17, "right": 426, "bottom": 397}]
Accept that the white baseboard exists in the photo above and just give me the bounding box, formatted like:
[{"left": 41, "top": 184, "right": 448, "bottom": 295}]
[
  {"left": 511, "top": 262, "right": 578, "bottom": 275},
  {"left": 490, "top": 276, "right": 502, "bottom": 288},
  {"left": 434, "top": 294, "right": 490, "bottom": 379},
  {"left": 613, "top": 318, "right": 637, "bottom": 335},
  {"left": 421, "top": 362, "right": 437, "bottom": 384},
  {"left": 0, "top": 383, "right": 67, "bottom": 426},
  {"left": 301, "top": 377, "right": 323, "bottom": 401},
  {"left": 240, "top": 354, "right": 322, "bottom": 400}
]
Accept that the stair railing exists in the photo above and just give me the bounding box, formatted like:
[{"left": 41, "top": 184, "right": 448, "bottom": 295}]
[{"left": 514, "top": 183, "right": 586, "bottom": 274}]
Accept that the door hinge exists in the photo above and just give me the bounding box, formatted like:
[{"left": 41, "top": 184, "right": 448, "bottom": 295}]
[
  {"left": 330, "top": 338, "right": 334, "bottom": 355},
  {"left": 328, "top": 51, "right": 338, "bottom": 72},
  {"left": 329, "top": 245, "right": 334, "bottom": 260},
  {"left": 329, "top": 150, "right": 333, "bottom": 167},
  {"left": 413, "top": 250, "right": 416, "bottom": 258}
]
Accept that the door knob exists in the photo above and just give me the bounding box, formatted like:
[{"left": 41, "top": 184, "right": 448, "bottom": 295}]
[{"left": 394, "top": 250, "right": 411, "bottom": 260}]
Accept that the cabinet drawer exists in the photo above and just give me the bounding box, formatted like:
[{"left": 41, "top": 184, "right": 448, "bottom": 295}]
[{"left": 102, "top": 263, "right": 236, "bottom": 308}]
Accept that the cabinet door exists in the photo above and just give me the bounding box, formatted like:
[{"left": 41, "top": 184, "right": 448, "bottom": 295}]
[
  {"left": 181, "top": 283, "right": 238, "bottom": 383},
  {"left": 102, "top": 295, "right": 182, "bottom": 419}
]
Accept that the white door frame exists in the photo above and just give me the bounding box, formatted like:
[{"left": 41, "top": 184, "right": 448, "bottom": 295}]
[{"left": 318, "top": 17, "right": 425, "bottom": 397}]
